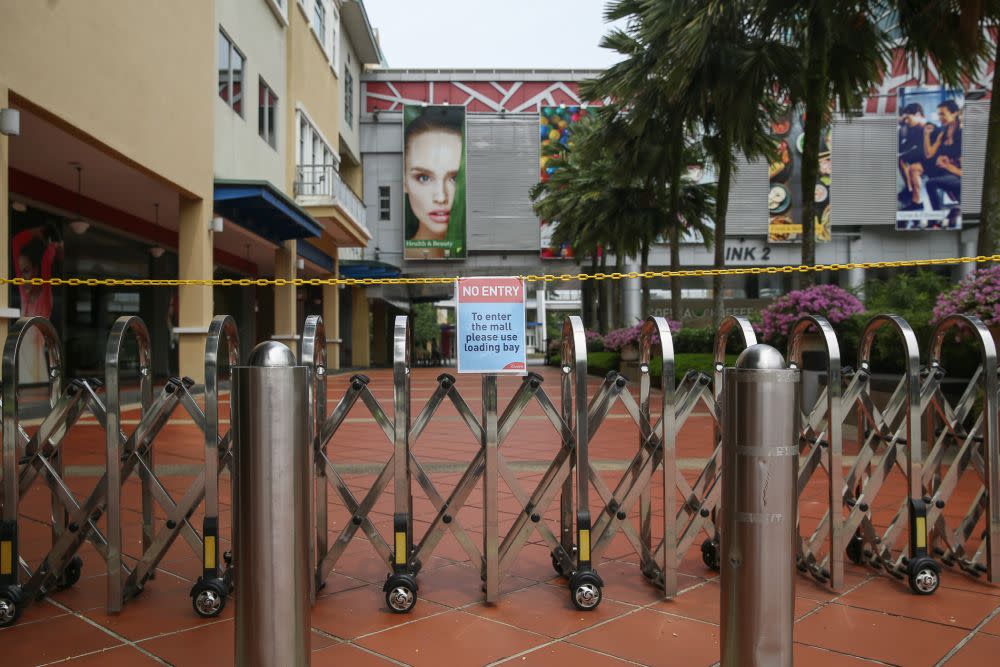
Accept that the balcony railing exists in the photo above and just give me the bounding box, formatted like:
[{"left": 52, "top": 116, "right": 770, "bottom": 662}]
[{"left": 294, "top": 164, "right": 368, "bottom": 229}]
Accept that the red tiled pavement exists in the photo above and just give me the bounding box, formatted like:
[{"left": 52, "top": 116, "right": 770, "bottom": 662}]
[{"left": 4, "top": 366, "right": 1000, "bottom": 666}]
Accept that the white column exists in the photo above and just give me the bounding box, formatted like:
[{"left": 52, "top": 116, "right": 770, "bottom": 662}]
[
  {"left": 536, "top": 287, "right": 547, "bottom": 353},
  {"left": 623, "top": 257, "right": 642, "bottom": 324},
  {"left": 847, "top": 237, "right": 866, "bottom": 303},
  {"left": 847, "top": 267, "right": 866, "bottom": 303},
  {"left": 958, "top": 236, "right": 977, "bottom": 281}
]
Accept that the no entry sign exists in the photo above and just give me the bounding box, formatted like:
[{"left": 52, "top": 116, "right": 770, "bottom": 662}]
[{"left": 456, "top": 276, "right": 526, "bottom": 374}]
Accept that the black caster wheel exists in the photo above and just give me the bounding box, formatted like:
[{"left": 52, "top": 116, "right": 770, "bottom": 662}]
[
  {"left": 0, "top": 586, "right": 24, "bottom": 628},
  {"left": 551, "top": 552, "right": 565, "bottom": 577},
  {"left": 908, "top": 557, "right": 940, "bottom": 595},
  {"left": 551, "top": 547, "right": 576, "bottom": 577},
  {"left": 701, "top": 538, "right": 720, "bottom": 571},
  {"left": 568, "top": 571, "right": 604, "bottom": 611},
  {"left": 190, "top": 577, "right": 228, "bottom": 618},
  {"left": 56, "top": 556, "right": 84, "bottom": 591},
  {"left": 846, "top": 532, "right": 864, "bottom": 565},
  {"left": 383, "top": 573, "right": 418, "bottom": 614}
]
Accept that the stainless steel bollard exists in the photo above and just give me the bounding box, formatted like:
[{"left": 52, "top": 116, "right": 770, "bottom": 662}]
[
  {"left": 720, "top": 344, "right": 799, "bottom": 667},
  {"left": 234, "top": 342, "right": 311, "bottom": 666}
]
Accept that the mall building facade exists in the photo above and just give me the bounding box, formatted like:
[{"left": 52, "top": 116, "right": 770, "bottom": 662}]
[
  {"left": 356, "top": 65, "right": 992, "bottom": 355},
  {"left": 0, "top": 0, "right": 381, "bottom": 382},
  {"left": 1, "top": 4, "right": 995, "bottom": 375}
]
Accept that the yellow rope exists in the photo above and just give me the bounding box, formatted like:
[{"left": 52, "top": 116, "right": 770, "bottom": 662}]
[{"left": 4, "top": 255, "right": 997, "bottom": 288}]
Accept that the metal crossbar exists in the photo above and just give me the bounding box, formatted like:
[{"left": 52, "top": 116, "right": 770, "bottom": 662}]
[
  {"left": 923, "top": 315, "right": 1000, "bottom": 583},
  {"left": 0, "top": 315, "right": 238, "bottom": 625},
  {"left": 4, "top": 309, "right": 1000, "bottom": 627}
]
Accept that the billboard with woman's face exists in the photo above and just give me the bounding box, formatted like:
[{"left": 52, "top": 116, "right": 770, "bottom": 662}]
[
  {"left": 403, "top": 105, "right": 467, "bottom": 259},
  {"left": 896, "top": 86, "right": 964, "bottom": 231}
]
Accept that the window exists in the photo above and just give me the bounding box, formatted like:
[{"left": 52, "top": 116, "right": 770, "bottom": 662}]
[
  {"left": 296, "top": 110, "right": 339, "bottom": 196},
  {"left": 299, "top": 116, "right": 308, "bottom": 164},
  {"left": 330, "top": 5, "right": 339, "bottom": 68},
  {"left": 378, "top": 186, "right": 391, "bottom": 221},
  {"left": 304, "top": 0, "right": 338, "bottom": 67},
  {"left": 258, "top": 78, "right": 278, "bottom": 148},
  {"left": 312, "top": 0, "right": 326, "bottom": 43},
  {"left": 218, "top": 29, "right": 245, "bottom": 117},
  {"left": 344, "top": 66, "right": 354, "bottom": 128}
]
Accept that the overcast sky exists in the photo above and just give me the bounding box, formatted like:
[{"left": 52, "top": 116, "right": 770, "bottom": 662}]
[{"left": 363, "top": 0, "right": 625, "bottom": 69}]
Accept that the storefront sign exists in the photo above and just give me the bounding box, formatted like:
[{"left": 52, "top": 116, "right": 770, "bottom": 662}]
[
  {"left": 456, "top": 276, "right": 526, "bottom": 374},
  {"left": 403, "top": 104, "right": 468, "bottom": 259},
  {"left": 896, "top": 86, "right": 964, "bottom": 231}
]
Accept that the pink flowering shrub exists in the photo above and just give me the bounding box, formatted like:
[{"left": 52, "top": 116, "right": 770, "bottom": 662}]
[
  {"left": 761, "top": 284, "right": 864, "bottom": 342},
  {"left": 603, "top": 320, "right": 681, "bottom": 351},
  {"left": 931, "top": 266, "right": 1000, "bottom": 327},
  {"left": 585, "top": 329, "right": 604, "bottom": 352}
]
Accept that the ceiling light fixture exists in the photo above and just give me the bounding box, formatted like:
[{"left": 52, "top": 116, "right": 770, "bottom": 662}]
[
  {"left": 67, "top": 163, "right": 90, "bottom": 235},
  {"left": 149, "top": 203, "right": 165, "bottom": 258}
]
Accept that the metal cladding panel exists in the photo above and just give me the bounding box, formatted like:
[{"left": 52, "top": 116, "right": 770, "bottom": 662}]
[
  {"left": 360, "top": 116, "right": 403, "bottom": 153},
  {"left": 725, "top": 156, "right": 768, "bottom": 235},
  {"left": 831, "top": 115, "right": 897, "bottom": 226},
  {"left": 363, "top": 153, "right": 404, "bottom": 263},
  {"left": 963, "top": 99, "right": 989, "bottom": 216},
  {"left": 831, "top": 101, "right": 990, "bottom": 227},
  {"left": 466, "top": 114, "right": 542, "bottom": 252}
]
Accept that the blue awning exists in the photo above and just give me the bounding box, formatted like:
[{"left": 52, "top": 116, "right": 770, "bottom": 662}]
[
  {"left": 297, "top": 240, "right": 334, "bottom": 272},
  {"left": 214, "top": 180, "right": 323, "bottom": 245},
  {"left": 339, "top": 260, "right": 401, "bottom": 280}
]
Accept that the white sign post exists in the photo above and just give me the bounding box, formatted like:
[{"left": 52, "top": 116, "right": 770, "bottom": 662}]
[
  {"left": 455, "top": 276, "right": 527, "bottom": 374},
  {"left": 455, "top": 276, "right": 526, "bottom": 603}
]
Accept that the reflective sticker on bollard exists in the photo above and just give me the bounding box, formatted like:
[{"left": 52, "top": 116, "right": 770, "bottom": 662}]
[
  {"left": 735, "top": 512, "right": 785, "bottom": 524},
  {"left": 0, "top": 541, "right": 10, "bottom": 575},
  {"left": 204, "top": 536, "right": 216, "bottom": 570},
  {"left": 737, "top": 445, "right": 798, "bottom": 457}
]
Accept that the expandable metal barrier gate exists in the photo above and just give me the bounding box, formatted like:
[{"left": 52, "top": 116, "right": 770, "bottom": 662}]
[
  {"left": 0, "top": 315, "right": 239, "bottom": 626},
  {"left": 1, "top": 310, "right": 997, "bottom": 626}
]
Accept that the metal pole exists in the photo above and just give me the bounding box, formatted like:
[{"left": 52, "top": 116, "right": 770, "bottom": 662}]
[
  {"left": 720, "top": 344, "right": 799, "bottom": 667},
  {"left": 483, "top": 374, "right": 499, "bottom": 602},
  {"left": 105, "top": 316, "right": 153, "bottom": 614},
  {"left": 234, "top": 342, "right": 311, "bottom": 667}
]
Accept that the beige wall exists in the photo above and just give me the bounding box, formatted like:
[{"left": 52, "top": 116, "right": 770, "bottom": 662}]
[
  {"left": 340, "top": 160, "right": 363, "bottom": 196},
  {"left": 286, "top": 2, "right": 341, "bottom": 194},
  {"left": 0, "top": 0, "right": 214, "bottom": 200},
  {"left": 0, "top": 1, "right": 217, "bottom": 379},
  {"left": 338, "top": 28, "right": 363, "bottom": 161},
  {"left": 215, "top": 0, "right": 287, "bottom": 187}
]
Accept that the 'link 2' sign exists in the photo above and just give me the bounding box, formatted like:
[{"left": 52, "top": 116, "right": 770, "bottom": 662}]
[{"left": 456, "top": 277, "right": 526, "bottom": 374}]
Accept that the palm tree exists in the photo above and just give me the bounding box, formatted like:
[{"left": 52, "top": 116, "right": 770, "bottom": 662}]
[
  {"left": 894, "top": 2, "right": 1000, "bottom": 254},
  {"left": 530, "top": 111, "right": 715, "bottom": 326},
  {"left": 764, "top": 1, "right": 891, "bottom": 285},
  {"left": 531, "top": 115, "right": 639, "bottom": 331},
  {"left": 576, "top": 105, "right": 716, "bottom": 318},
  {"left": 649, "top": 0, "right": 791, "bottom": 324},
  {"left": 581, "top": 13, "right": 715, "bottom": 322}
]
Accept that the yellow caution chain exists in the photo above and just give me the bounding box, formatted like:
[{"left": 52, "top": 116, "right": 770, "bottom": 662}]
[{"left": 1, "top": 254, "right": 997, "bottom": 288}]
